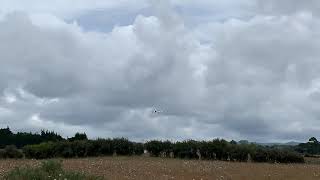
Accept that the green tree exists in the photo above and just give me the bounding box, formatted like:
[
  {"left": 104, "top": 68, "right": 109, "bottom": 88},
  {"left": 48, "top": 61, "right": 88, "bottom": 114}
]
[
  {"left": 309, "top": 137, "right": 318, "bottom": 143},
  {"left": 68, "top": 133, "right": 88, "bottom": 142}
]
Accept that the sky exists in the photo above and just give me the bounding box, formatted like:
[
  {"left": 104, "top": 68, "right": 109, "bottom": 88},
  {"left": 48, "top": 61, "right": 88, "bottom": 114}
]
[{"left": 0, "top": 0, "right": 320, "bottom": 142}]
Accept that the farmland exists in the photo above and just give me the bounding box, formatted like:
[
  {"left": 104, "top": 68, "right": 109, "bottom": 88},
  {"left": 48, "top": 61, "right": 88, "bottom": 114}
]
[{"left": 1, "top": 157, "right": 320, "bottom": 180}]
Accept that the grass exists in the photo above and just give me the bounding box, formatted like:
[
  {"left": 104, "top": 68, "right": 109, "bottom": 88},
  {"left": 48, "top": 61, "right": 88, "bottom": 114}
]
[
  {"left": 3, "top": 160, "right": 102, "bottom": 180},
  {"left": 1, "top": 156, "right": 320, "bottom": 179}
]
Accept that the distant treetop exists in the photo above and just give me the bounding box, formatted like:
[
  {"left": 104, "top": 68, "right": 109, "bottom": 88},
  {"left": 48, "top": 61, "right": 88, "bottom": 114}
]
[{"left": 309, "top": 137, "right": 318, "bottom": 143}]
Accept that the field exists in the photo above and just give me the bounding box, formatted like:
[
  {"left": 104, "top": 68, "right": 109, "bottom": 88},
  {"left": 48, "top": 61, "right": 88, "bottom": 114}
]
[{"left": 1, "top": 157, "right": 320, "bottom": 180}]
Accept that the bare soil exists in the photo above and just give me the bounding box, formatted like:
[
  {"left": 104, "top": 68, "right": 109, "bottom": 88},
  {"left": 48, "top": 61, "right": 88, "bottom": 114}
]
[{"left": 1, "top": 157, "right": 320, "bottom": 180}]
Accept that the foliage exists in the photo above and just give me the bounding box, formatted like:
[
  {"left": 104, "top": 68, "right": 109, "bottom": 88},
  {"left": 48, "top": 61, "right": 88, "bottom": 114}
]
[
  {"left": 0, "top": 126, "right": 305, "bottom": 163},
  {"left": 295, "top": 137, "right": 320, "bottom": 155},
  {"left": 145, "top": 139, "right": 304, "bottom": 163},
  {"left": 0, "top": 145, "right": 23, "bottom": 159},
  {"left": 309, "top": 137, "right": 318, "bottom": 143},
  {"left": 23, "top": 138, "right": 143, "bottom": 159},
  {"left": 23, "top": 142, "right": 56, "bottom": 159},
  {"left": 68, "top": 132, "right": 88, "bottom": 142},
  {"left": 4, "top": 160, "right": 102, "bottom": 180},
  {"left": 0, "top": 127, "right": 63, "bottom": 149},
  {"left": 253, "top": 148, "right": 304, "bottom": 163},
  {"left": 145, "top": 140, "right": 173, "bottom": 157}
]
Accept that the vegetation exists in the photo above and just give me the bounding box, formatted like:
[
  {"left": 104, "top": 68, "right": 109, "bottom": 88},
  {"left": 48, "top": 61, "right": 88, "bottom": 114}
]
[
  {"left": 0, "top": 127, "right": 309, "bottom": 163},
  {"left": 68, "top": 132, "right": 88, "bottom": 142},
  {"left": 1, "top": 157, "right": 319, "bottom": 180},
  {"left": 23, "top": 138, "right": 144, "bottom": 159},
  {"left": 4, "top": 160, "right": 102, "bottom": 180},
  {"left": 145, "top": 140, "right": 304, "bottom": 163},
  {"left": 295, "top": 137, "right": 320, "bottom": 155},
  {"left": 0, "top": 127, "right": 63, "bottom": 148},
  {"left": 0, "top": 145, "right": 23, "bottom": 159}
]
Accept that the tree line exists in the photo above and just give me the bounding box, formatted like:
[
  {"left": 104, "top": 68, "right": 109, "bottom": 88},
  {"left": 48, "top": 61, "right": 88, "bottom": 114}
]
[
  {"left": 295, "top": 137, "right": 320, "bottom": 156},
  {"left": 0, "top": 127, "right": 308, "bottom": 163},
  {"left": 144, "top": 140, "right": 304, "bottom": 163},
  {"left": 0, "top": 127, "right": 64, "bottom": 148}
]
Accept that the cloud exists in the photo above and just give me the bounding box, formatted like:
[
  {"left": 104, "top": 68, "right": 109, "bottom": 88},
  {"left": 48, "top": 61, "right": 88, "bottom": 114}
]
[
  {"left": 256, "top": 0, "right": 320, "bottom": 15},
  {"left": 0, "top": 0, "right": 148, "bottom": 18},
  {"left": 0, "top": 1, "right": 320, "bottom": 142},
  {"left": 0, "top": 9, "right": 208, "bottom": 139}
]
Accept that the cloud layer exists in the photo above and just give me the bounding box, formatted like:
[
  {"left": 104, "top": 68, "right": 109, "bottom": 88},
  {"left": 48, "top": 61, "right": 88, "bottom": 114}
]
[{"left": 0, "top": 0, "right": 319, "bottom": 142}]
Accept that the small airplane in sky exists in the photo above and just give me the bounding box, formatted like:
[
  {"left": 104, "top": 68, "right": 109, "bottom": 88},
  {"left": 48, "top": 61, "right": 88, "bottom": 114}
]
[{"left": 152, "top": 108, "right": 163, "bottom": 114}]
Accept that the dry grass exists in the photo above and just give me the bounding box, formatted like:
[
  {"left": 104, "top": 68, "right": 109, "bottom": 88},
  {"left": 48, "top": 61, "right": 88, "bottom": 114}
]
[
  {"left": 1, "top": 157, "right": 320, "bottom": 180},
  {"left": 0, "top": 159, "right": 40, "bottom": 178}
]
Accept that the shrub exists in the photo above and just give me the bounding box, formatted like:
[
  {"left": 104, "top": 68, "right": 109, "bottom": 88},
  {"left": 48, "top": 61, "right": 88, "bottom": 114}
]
[
  {"left": 4, "top": 160, "right": 102, "bottom": 180},
  {"left": 53, "top": 141, "right": 74, "bottom": 158},
  {"left": 0, "top": 149, "right": 6, "bottom": 158},
  {"left": 86, "top": 138, "right": 118, "bottom": 156},
  {"left": 173, "top": 140, "right": 199, "bottom": 159},
  {"left": 252, "top": 148, "right": 304, "bottom": 163},
  {"left": 98, "top": 139, "right": 114, "bottom": 155},
  {"left": 19, "top": 138, "right": 304, "bottom": 163},
  {"left": 23, "top": 142, "right": 55, "bottom": 159},
  {"left": 0, "top": 145, "right": 24, "bottom": 159},
  {"left": 145, "top": 141, "right": 167, "bottom": 157},
  {"left": 113, "top": 138, "right": 134, "bottom": 155},
  {"left": 253, "top": 148, "right": 269, "bottom": 162},
  {"left": 133, "top": 142, "right": 144, "bottom": 155},
  {"left": 40, "top": 160, "right": 63, "bottom": 174},
  {"left": 144, "top": 140, "right": 174, "bottom": 157},
  {"left": 71, "top": 141, "right": 89, "bottom": 157}
]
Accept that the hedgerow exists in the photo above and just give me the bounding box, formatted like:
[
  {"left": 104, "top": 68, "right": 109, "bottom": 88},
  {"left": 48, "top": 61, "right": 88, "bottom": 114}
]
[
  {"left": 22, "top": 138, "right": 144, "bottom": 159},
  {"left": 144, "top": 139, "right": 304, "bottom": 163},
  {"left": 0, "top": 127, "right": 305, "bottom": 163}
]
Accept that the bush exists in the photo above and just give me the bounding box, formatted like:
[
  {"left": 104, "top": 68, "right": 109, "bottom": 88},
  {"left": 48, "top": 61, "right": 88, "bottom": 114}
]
[
  {"left": 174, "top": 140, "right": 199, "bottom": 159},
  {"left": 23, "top": 143, "right": 55, "bottom": 159},
  {"left": 199, "top": 139, "right": 229, "bottom": 160},
  {"left": 253, "top": 148, "right": 269, "bottom": 162},
  {"left": 22, "top": 138, "right": 141, "bottom": 159},
  {"left": 0, "top": 145, "right": 24, "bottom": 159},
  {"left": 54, "top": 141, "right": 74, "bottom": 158},
  {"left": 0, "top": 149, "right": 6, "bottom": 158},
  {"left": 5, "top": 145, "right": 23, "bottom": 159},
  {"left": 4, "top": 160, "right": 102, "bottom": 180},
  {"left": 71, "top": 141, "right": 89, "bottom": 157},
  {"left": 144, "top": 139, "right": 304, "bottom": 163},
  {"left": 20, "top": 138, "right": 304, "bottom": 163},
  {"left": 99, "top": 139, "right": 114, "bottom": 155},
  {"left": 252, "top": 148, "right": 304, "bottom": 163},
  {"left": 86, "top": 139, "right": 112, "bottom": 156},
  {"left": 145, "top": 140, "right": 172, "bottom": 157},
  {"left": 133, "top": 142, "right": 144, "bottom": 155},
  {"left": 113, "top": 138, "right": 132, "bottom": 155}
]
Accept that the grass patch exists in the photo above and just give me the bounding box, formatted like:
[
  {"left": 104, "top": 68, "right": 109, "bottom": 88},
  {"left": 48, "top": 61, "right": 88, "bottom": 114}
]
[{"left": 4, "top": 160, "right": 102, "bottom": 180}]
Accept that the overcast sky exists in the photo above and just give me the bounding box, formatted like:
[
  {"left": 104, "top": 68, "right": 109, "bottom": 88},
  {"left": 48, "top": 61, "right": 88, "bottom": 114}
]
[{"left": 0, "top": 0, "right": 320, "bottom": 142}]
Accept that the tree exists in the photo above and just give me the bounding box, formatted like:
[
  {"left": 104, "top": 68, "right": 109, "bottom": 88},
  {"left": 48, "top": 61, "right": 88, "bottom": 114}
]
[
  {"left": 238, "top": 140, "right": 249, "bottom": 145},
  {"left": 0, "top": 127, "right": 13, "bottom": 136},
  {"left": 0, "top": 127, "right": 64, "bottom": 148},
  {"left": 68, "top": 133, "right": 88, "bottom": 142},
  {"left": 230, "top": 140, "right": 237, "bottom": 145},
  {"left": 41, "top": 130, "right": 64, "bottom": 142},
  {"left": 309, "top": 137, "right": 318, "bottom": 144}
]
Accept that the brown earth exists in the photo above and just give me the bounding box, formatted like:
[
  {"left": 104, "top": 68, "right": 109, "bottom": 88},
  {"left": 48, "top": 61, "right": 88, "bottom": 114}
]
[{"left": 1, "top": 157, "right": 320, "bottom": 180}]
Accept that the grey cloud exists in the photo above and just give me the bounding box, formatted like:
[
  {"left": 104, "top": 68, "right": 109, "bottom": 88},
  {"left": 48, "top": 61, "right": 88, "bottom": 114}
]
[
  {"left": 0, "top": 10, "right": 204, "bottom": 139},
  {"left": 1, "top": 1, "right": 320, "bottom": 142},
  {"left": 256, "top": 0, "right": 320, "bottom": 15}
]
